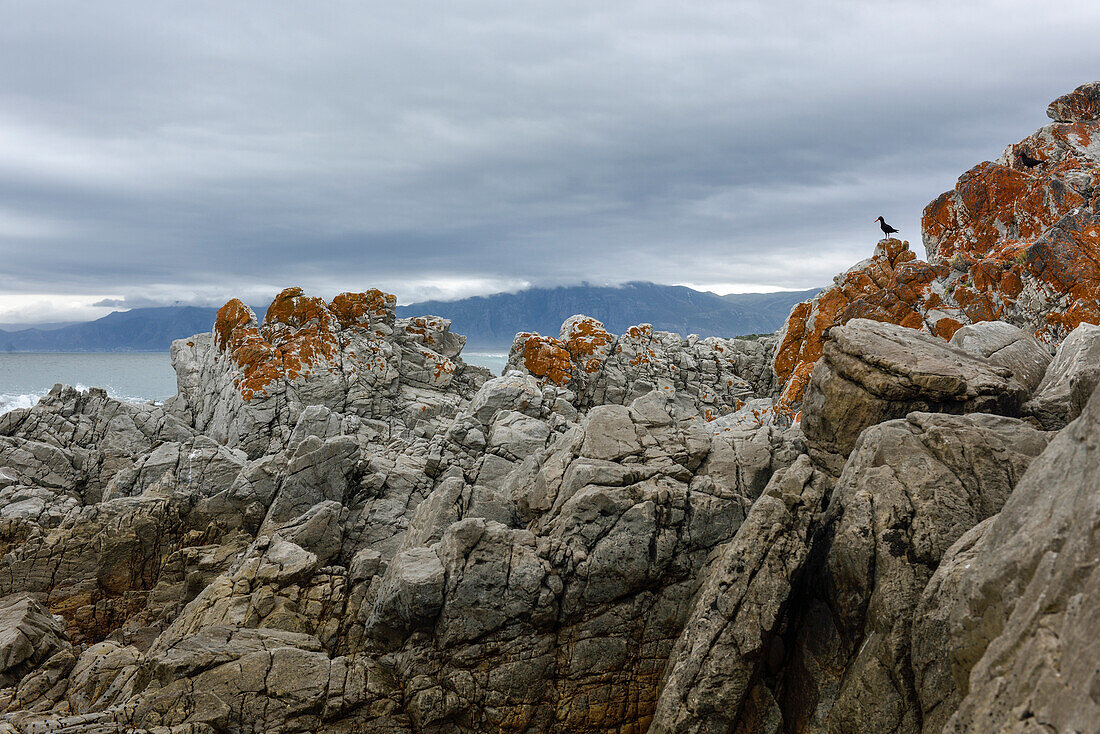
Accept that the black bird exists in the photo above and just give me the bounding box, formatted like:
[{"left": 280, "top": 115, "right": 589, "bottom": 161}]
[
  {"left": 1019, "top": 150, "right": 1043, "bottom": 168},
  {"left": 875, "top": 216, "right": 899, "bottom": 239}
]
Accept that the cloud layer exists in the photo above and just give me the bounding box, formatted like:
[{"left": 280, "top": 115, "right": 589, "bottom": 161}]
[{"left": 1, "top": 1, "right": 1098, "bottom": 318}]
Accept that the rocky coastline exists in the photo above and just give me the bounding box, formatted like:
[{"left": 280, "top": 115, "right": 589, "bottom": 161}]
[{"left": 0, "top": 82, "right": 1098, "bottom": 733}]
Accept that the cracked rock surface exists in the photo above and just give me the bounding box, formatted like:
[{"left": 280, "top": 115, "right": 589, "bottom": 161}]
[{"left": 2, "top": 82, "right": 1100, "bottom": 734}]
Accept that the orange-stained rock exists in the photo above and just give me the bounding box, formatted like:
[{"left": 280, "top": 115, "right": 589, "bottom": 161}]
[
  {"left": 213, "top": 286, "right": 399, "bottom": 402},
  {"left": 330, "top": 289, "right": 397, "bottom": 330},
  {"left": 922, "top": 162, "right": 1085, "bottom": 262},
  {"left": 1048, "top": 81, "right": 1100, "bottom": 123},
  {"left": 773, "top": 239, "right": 953, "bottom": 409},
  {"left": 511, "top": 315, "right": 618, "bottom": 390},
  {"left": 517, "top": 332, "right": 573, "bottom": 386},
  {"left": 561, "top": 316, "right": 614, "bottom": 371},
  {"left": 775, "top": 84, "right": 1100, "bottom": 409},
  {"left": 214, "top": 299, "right": 256, "bottom": 351},
  {"left": 506, "top": 316, "right": 763, "bottom": 419}
]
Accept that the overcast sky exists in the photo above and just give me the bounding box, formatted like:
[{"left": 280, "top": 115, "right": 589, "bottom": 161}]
[{"left": 1, "top": 1, "right": 1098, "bottom": 323}]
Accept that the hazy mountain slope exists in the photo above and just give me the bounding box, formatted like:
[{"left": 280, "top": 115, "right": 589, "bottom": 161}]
[
  {"left": 398, "top": 282, "right": 820, "bottom": 348},
  {"left": 0, "top": 307, "right": 221, "bottom": 352},
  {"left": 0, "top": 284, "right": 820, "bottom": 352}
]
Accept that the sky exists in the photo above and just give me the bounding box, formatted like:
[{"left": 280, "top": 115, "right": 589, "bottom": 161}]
[{"left": 1, "top": 1, "right": 1098, "bottom": 324}]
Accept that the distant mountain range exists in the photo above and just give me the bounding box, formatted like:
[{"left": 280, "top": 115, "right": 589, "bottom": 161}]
[
  {"left": 397, "top": 282, "right": 820, "bottom": 349},
  {"left": 0, "top": 283, "right": 819, "bottom": 352},
  {"left": 0, "top": 307, "right": 222, "bottom": 352}
]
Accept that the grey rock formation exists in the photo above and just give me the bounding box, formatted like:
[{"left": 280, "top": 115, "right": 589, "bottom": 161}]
[
  {"left": 170, "top": 289, "right": 487, "bottom": 460},
  {"left": 1023, "top": 321, "right": 1100, "bottom": 429},
  {"left": 1, "top": 280, "right": 1097, "bottom": 734},
  {"left": 651, "top": 455, "right": 828, "bottom": 734},
  {"left": 0, "top": 384, "right": 195, "bottom": 503},
  {"left": 0, "top": 595, "right": 69, "bottom": 689},
  {"left": 948, "top": 320, "right": 1051, "bottom": 393},
  {"left": 914, "top": 383, "right": 1100, "bottom": 733},
  {"left": 505, "top": 315, "right": 773, "bottom": 418},
  {"left": 780, "top": 412, "right": 1050, "bottom": 733},
  {"left": 801, "top": 318, "right": 1027, "bottom": 472}
]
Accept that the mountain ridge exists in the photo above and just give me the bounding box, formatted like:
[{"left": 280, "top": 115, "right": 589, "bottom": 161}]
[
  {"left": 0, "top": 283, "right": 819, "bottom": 352},
  {"left": 397, "top": 282, "right": 820, "bottom": 348}
]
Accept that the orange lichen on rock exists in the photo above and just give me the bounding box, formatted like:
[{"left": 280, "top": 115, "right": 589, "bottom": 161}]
[
  {"left": 620, "top": 324, "right": 658, "bottom": 367},
  {"left": 214, "top": 299, "right": 256, "bottom": 351},
  {"left": 560, "top": 316, "right": 614, "bottom": 375},
  {"left": 402, "top": 316, "right": 442, "bottom": 345},
  {"left": 213, "top": 286, "right": 397, "bottom": 401},
  {"left": 774, "top": 87, "right": 1100, "bottom": 411},
  {"left": 922, "top": 162, "right": 1086, "bottom": 262},
  {"left": 261, "top": 288, "right": 340, "bottom": 384},
  {"left": 773, "top": 239, "right": 951, "bottom": 408},
  {"left": 518, "top": 332, "right": 573, "bottom": 386},
  {"left": 1047, "top": 81, "right": 1100, "bottom": 123},
  {"left": 929, "top": 209, "right": 1100, "bottom": 346},
  {"left": 330, "top": 289, "right": 396, "bottom": 329}
]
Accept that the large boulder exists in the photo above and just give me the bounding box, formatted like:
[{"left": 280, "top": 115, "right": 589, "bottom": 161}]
[
  {"left": 913, "top": 382, "right": 1100, "bottom": 732},
  {"left": 800, "top": 319, "right": 1026, "bottom": 471},
  {"left": 1023, "top": 321, "right": 1100, "bottom": 429},
  {"left": 779, "top": 412, "right": 1050, "bottom": 733},
  {"left": 948, "top": 320, "right": 1052, "bottom": 393}
]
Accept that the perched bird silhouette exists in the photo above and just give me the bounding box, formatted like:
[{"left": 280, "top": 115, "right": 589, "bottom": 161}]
[
  {"left": 1019, "top": 150, "right": 1043, "bottom": 168},
  {"left": 875, "top": 216, "right": 899, "bottom": 239}
]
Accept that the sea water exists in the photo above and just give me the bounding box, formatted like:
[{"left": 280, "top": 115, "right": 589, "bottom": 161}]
[{"left": 0, "top": 351, "right": 511, "bottom": 414}]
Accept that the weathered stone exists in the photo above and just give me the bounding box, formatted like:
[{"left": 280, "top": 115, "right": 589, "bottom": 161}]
[
  {"left": 1047, "top": 80, "right": 1100, "bottom": 122},
  {"left": 914, "top": 383, "right": 1100, "bottom": 732},
  {"left": 779, "top": 412, "right": 1050, "bottom": 733},
  {"left": 364, "top": 547, "right": 445, "bottom": 642},
  {"left": 651, "top": 455, "right": 828, "bottom": 734},
  {"left": 1024, "top": 321, "right": 1100, "bottom": 429},
  {"left": 801, "top": 318, "right": 1026, "bottom": 470},
  {"left": 507, "top": 316, "right": 761, "bottom": 420},
  {"left": 774, "top": 239, "right": 952, "bottom": 409},
  {"left": 0, "top": 595, "right": 70, "bottom": 689},
  {"left": 948, "top": 320, "right": 1051, "bottom": 393}
]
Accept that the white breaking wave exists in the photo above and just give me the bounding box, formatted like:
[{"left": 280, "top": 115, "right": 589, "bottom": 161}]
[
  {"left": 0, "top": 384, "right": 155, "bottom": 416},
  {"left": 0, "top": 392, "right": 44, "bottom": 414}
]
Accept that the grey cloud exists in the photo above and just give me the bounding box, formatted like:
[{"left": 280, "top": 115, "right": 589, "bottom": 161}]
[{"left": 0, "top": 1, "right": 1098, "bottom": 311}]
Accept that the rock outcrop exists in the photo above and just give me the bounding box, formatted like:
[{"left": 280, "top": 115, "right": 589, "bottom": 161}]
[
  {"left": 0, "top": 291, "right": 803, "bottom": 732},
  {"left": 775, "top": 81, "right": 1100, "bottom": 408},
  {"left": 171, "top": 286, "right": 488, "bottom": 459},
  {"left": 800, "top": 318, "right": 1026, "bottom": 472},
  {"left": 2, "top": 82, "right": 1100, "bottom": 734},
  {"left": 914, "top": 382, "right": 1100, "bottom": 733},
  {"left": 506, "top": 315, "right": 775, "bottom": 419},
  {"left": 774, "top": 238, "right": 951, "bottom": 409}
]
